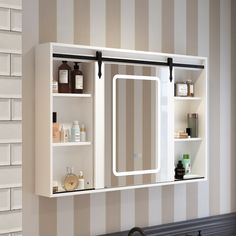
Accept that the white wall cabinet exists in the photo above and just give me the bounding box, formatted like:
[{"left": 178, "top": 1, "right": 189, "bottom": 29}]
[{"left": 35, "top": 43, "right": 207, "bottom": 197}]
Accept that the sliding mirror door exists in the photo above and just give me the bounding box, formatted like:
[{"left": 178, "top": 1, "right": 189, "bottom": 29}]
[
  {"left": 104, "top": 63, "right": 175, "bottom": 189},
  {"left": 113, "top": 74, "right": 160, "bottom": 177}
]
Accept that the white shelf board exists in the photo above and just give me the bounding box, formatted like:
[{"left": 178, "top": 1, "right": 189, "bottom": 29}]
[
  {"left": 0, "top": 94, "right": 22, "bottom": 99},
  {"left": 0, "top": 183, "right": 22, "bottom": 189},
  {"left": 174, "top": 96, "right": 201, "bottom": 101},
  {"left": 0, "top": 227, "right": 22, "bottom": 235},
  {"left": 53, "top": 93, "right": 92, "bottom": 98},
  {"left": 49, "top": 177, "right": 206, "bottom": 198},
  {"left": 52, "top": 141, "right": 92, "bottom": 147},
  {"left": 0, "top": 139, "right": 21, "bottom": 144},
  {"left": 174, "top": 138, "right": 202, "bottom": 142}
]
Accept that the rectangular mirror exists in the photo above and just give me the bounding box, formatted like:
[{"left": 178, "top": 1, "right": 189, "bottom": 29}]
[{"left": 112, "top": 74, "right": 161, "bottom": 177}]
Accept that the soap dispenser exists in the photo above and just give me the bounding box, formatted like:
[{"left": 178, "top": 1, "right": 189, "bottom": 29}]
[
  {"left": 71, "top": 62, "right": 84, "bottom": 93},
  {"left": 58, "top": 61, "right": 72, "bottom": 93}
]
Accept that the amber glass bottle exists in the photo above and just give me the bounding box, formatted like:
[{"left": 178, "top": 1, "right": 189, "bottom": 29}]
[
  {"left": 58, "top": 61, "right": 71, "bottom": 93},
  {"left": 71, "top": 62, "right": 84, "bottom": 93}
]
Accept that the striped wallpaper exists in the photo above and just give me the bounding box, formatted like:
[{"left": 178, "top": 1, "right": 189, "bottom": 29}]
[{"left": 22, "top": 0, "right": 236, "bottom": 235}]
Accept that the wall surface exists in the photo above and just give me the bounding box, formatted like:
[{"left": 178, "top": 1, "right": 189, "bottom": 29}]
[
  {"left": 23, "top": 0, "right": 236, "bottom": 235},
  {"left": 0, "top": 0, "right": 22, "bottom": 235}
]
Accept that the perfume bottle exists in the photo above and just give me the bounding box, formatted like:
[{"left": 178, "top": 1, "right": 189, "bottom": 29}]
[{"left": 63, "top": 167, "right": 78, "bottom": 191}]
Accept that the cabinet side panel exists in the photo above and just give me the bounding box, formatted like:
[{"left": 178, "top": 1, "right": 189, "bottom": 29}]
[
  {"left": 35, "top": 44, "right": 52, "bottom": 197},
  {"left": 94, "top": 63, "right": 105, "bottom": 189}
]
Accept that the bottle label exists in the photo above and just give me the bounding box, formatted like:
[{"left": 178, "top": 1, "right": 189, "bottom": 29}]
[
  {"left": 59, "top": 70, "right": 68, "bottom": 84},
  {"left": 75, "top": 75, "right": 83, "bottom": 90},
  {"left": 190, "top": 84, "right": 194, "bottom": 94},
  {"left": 71, "top": 128, "right": 80, "bottom": 142},
  {"left": 176, "top": 83, "right": 188, "bottom": 96}
]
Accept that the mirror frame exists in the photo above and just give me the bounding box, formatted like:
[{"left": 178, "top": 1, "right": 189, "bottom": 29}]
[{"left": 112, "top": 74, "right": 161, "bottom": 176}]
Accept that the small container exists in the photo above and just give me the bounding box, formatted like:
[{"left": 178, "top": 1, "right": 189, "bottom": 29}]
[
  {"left": 52, "top": 112, "right": 60, "bottom": 143},
  {"left": 53, "top": 181, "right": 59, "bottom": 193},
  {"left": 175, "top": 160, "right": 185, "bottom": 180},
  {"left": 182, "top": 154, "right": 191, "bottom": 174},
  {"left": 187, "top": 80, "right": 194, "bottom": 97},
  {"left": 64, "top": 129, "right": 69, "bottom": 142},
  {"left": 175, "top": 82, "right": 188, "bottom": 97},
  {"left": 63, "top": 167, "right": 78, "bottom": 191},
  {"left": 60, "top": 125, "right": 65, "bottom": 142},
  {"left": 52, "top": 80, "right": 58, "bottom": 93},
  {"left": 60, "top": 125, "right": 69, "bottom": 143},
  {"left": 78, "top": 171, "right": 85, "bottom": 190},
  {"left": 186, "top": 128, "right": 191, "bottom": 138},
  {"left": 187, "top": 113, "right": 198, "bottom": 137},
  {"left": 71, "top": 121, "right": 80, "bottom": 142},
  {"left": 80, "top": 124, "right": 86, "bottom": 142}
]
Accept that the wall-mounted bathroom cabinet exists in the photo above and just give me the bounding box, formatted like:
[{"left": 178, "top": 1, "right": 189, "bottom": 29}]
[{"left": 35, "top": 43, "right": 208, "bottom": 197}]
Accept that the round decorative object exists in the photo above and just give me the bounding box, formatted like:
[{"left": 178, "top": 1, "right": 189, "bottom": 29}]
[{"left": 64, "top": 174, "right": 78, "bottom": 191}]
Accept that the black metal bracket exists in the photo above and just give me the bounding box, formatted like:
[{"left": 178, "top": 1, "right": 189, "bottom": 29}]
[
  {"left": 167, "top": 57, "right": 173, "bottom": 82},
  {"left": 53, "top": 53, "right": 204, "bottom": 82},
  {"left": 96, "top": 51, "right": 102, "bottom": 78}
]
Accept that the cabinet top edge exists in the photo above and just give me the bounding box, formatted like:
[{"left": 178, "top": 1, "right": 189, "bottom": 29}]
[{"left": 36, "top": 42, "right": 207, "bottom": 65}]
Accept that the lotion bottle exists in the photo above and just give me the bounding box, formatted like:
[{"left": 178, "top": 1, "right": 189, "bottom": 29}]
[
  {"left": 71, "top": 62, "right": 83, "bottom": 93},
  {"left": 71, "top": 121, "right": 80, "bottom": 142}
]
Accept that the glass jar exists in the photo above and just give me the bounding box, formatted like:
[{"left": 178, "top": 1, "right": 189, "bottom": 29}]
[
  {"left": 187, "top": 113, "right": 198, "bottom": 138},
  {"left": 175, "top": 82, "right": 188, "bottom": 97}
]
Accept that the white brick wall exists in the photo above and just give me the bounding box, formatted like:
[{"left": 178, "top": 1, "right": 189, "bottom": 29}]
[
  {"left": 0, "top": 210, "right": 22, "bottom": 234},
  {"left": 0, "top": 8, "right": 10, "bottom": 30},
  {"left": 0, "top": 2, "right": 22, "bottom": 235},
  {"left": 0, "top": 144, "right": 10, "bottom": 165}
]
